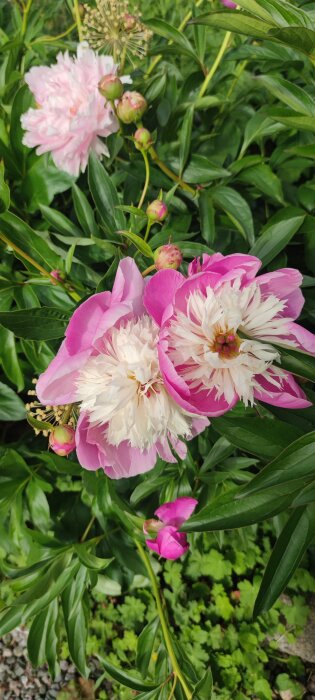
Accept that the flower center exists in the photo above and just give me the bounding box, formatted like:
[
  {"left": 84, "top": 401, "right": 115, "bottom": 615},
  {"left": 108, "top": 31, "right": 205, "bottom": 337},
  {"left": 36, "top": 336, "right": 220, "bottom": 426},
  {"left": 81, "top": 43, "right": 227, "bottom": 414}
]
[{"left": 211, "top": 330, "right": 241, "bottom": 359}]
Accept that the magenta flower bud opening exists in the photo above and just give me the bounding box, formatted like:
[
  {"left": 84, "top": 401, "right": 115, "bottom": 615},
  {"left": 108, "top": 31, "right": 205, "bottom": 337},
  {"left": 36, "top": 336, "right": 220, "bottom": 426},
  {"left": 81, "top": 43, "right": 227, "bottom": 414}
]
[
  {"left": 154, "top": 244, "right": 182, "bottom": 271},
  {"left": 49, "top": 425, "right": 76, "bottom": 457},
  {"left": 146, "top": 200, "right": 168, "bottom": 223},
  {"left": 134, "top": 127, "right": 153, "bottom": 151},
  {"left": 116, "top": 91, "right": 147, "bottom": 124},
  {"left": 220, "top": 0, "right": 237, "bottom": 7},
  {"left": 99, "top": 74, "right": 124, "bottom": 100},
  {"left": 50, "top": 269, "right": 64, "bottom": 284},
  {"left": 145, "top": 497, "right": 198, "bottom": 560}
]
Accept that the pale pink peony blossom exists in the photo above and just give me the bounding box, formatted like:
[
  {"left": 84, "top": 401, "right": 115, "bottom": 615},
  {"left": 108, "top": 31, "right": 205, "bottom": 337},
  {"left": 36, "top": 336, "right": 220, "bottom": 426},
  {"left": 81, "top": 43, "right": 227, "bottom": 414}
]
[
  {"left": 144, "top": 253, "right": 315, "bottom": 416},
  {"left": 145, "top": 497, "right": 198, "bottom": 560},
  {"left": 36, "top": 258, "right": 208, "bottom": 479},
  {"left": 21, "top": 43, "right": 129, "bottom": 176}
]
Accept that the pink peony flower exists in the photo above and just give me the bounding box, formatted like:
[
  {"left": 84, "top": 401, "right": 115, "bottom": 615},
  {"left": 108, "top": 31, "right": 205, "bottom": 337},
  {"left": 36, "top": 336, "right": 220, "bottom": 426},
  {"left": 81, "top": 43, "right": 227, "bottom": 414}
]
[
  {"left": 144, "top": 253, "right": 315, "bottom": 416},
  {"left": 36, "top": 258, "right": 208, "bottom": 479},
  {"left": 220, "top": 0, "right": 237, "bottom": 8},
  {"left": 21, "top": 43, "right": 129, "bottom": 176},
  {"left": 145, "top": 497, "right": 198, "bottom": 560}
]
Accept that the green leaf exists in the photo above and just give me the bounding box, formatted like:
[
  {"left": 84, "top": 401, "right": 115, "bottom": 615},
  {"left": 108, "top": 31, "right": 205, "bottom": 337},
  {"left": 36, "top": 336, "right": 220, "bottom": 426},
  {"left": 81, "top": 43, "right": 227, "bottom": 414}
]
[
  {"left": 10, "top": 84, "right": 33, "bottom": 157},
  {"left": 27, "top": 478, "right": 50, "bottom": 532},
  {"left": 190, "top": 11, "right": 275, "bottom": 39},
  {"left": 40, "top": 204, "right": 83, "bottom": 237},
  {"left": 212, "top": 186, "right": 254, "bottom": 245},
  {"left": 98, "top": 656, "right": 159, "bottom": 691},
  {"left": 275, "top": 345, "right": 315, "bottom": 382},
  {"left": 137, "top": 616, "right": 159, "bottom": 678},
  {"left": 62, "top": 570, "right": 89, "bottom": 676},
  {"left": 72, "top": 184, "right": 99, "bottom": 237},
  {"left": 0, "top": 381, "right": 25, "bottom": 421},
  {"left": 182, "top": 485, "right": 298, "bottom": 533},
  {"left": 236, "top": 163, "right": 284, "bottom": 203},
  {"left": 179, "top": 105, "right": 194, "bottom": 176},
  {"left": 0, "top": 307, "right": 70, "bottom": 340},
  {"left": 88, "top": 153, "right": 126, "bottom": 234},
  {"left": 249, "top": 207, "right": 305, "bottom": 266},
  {"left": 74, "top": 544, "right": 113, "bottom": 571},
  {"left": 212, "top": 415, "right": 301, "bottom": 460},
  {"left": 258, "top": 75, "right": 315, "bottom": 117},
  {"left": 268, "top": 26, "right": 315, "bottom": 55},
  {"left": 193, "top": 667, "right": 213, "bottom": 699},
  {"left": 27, "top": 599, "right": 59, "bottom": 677},
  {"left": 0, "top": 210, "right": 60, "bottom": 270},
  {"left": 199, "top": 190, "right": 215, "bottom": 246},
  {"left": 0, "top": 605, "right": 26, "bottom": 636},
  {"left": 23, "top": 154, "right": 75, "bottom": 212},
  {"left": 183, "top": 156, "right": 230, "bottom": 184},
  {"left": 200, "top": 437, "right": 234, "bottom": 474},
  {"left": 118, "top": 230, "right": 154, "bottom": 258},
  {"left": 130, "top": 477, "right": 168, "bottom": 506},
  {"left": 0, "top": 161, "right": 10, "bottom": 212},
  {"left": 239, "top": 431, "right": 315, "bottom": 497},
  {"left": 254, "top": 505, "right": 315, "bottom": 616},
  {"left": 145, "top": 18, "right": 200, "bottom": 65},
  {"left": 0, "top": 326, "right": 24, "bottom": 391},
  {"left": 268, "top": 109, "right": 315, "bottom": 133}
]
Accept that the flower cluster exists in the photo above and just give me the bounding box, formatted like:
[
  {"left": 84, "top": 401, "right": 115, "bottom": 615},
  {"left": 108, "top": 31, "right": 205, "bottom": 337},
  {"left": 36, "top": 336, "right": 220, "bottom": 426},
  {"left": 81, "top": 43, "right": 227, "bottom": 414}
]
[
  {"left": 82, "top": 0, "right": 152, "bottom": 63},
  {"left": 35, "top": 253, "right": 314, "bottom": 487}
]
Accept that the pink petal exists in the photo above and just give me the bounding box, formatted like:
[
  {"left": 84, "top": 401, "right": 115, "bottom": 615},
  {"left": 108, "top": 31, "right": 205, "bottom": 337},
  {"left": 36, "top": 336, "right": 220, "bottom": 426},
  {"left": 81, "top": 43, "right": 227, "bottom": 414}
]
[
  {"left": 76, "top": 413, "right": 158, "bottom": 478},
  {"left": 155, "top": 497, "right": 198, "bottom": 527},
  {"left": 254, "top": 370, "right": 311, "bottom": 409},
  {"left": 111, "top": 257, "right": 145, "bottom": 315},
  {"left": 146, "top": 526, "right": 189, "bottom": 560},
  {"left": 285, "top": 322, "right": 315, "bottom": 354},
  {"left": 144, "top": 269, "right": 184, "bottom": 327},
  {"left": 257, "top": 268, "right": 304, "bottom": 319},
  {"left": 188, "top": 253, "right": 261, "bottom": 284},
  {"left": 36, "top": 342, "right": 90, "bottom": 405}
]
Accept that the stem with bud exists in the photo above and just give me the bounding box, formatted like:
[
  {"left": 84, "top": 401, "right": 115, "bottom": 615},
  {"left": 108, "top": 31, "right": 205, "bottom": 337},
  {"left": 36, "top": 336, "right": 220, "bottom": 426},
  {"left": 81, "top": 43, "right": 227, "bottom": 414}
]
[{"left": 137, "top": 150, "right": 151, "bottom": 210}]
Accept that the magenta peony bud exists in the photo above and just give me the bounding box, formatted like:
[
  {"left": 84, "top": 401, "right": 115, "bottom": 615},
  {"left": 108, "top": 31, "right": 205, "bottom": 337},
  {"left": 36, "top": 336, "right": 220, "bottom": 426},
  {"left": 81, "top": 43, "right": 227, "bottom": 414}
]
[
  {"left": 116, "top": 91, "right": 147, "bottom": 124},
  {"left": 49, "top": 425, "right": 76, "bottom": 457},
  {"left": 220, "top": 0, "right": 237, "bottom": 7},
  {"left": 51, "top": 269, "right": 64, "bottom": 285},
  {"left": 98, "top": 74, "right": 124, "bottom": 100},
  {"left": 134, "top": 127, "right": 153, "bottom": 151},
  {"left": 154, "top": 244, "right": 183, "bottom": 271},
  {"left": 146, "top": 200, "right": 168, "bottom": 223}
]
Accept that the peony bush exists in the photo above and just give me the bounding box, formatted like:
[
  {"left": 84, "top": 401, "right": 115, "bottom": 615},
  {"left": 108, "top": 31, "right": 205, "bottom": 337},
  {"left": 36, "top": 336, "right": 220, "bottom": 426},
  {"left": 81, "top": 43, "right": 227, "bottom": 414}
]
[{"left": 1, "top": 0, "right": 315, "bottom": 697}]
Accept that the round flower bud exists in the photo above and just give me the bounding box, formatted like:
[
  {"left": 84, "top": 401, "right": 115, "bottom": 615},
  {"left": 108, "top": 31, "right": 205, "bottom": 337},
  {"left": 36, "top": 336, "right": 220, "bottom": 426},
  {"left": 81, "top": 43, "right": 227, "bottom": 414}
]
[
  {"left": 116, "top": 91, "right": 147, "bottom": 124},
  {"left": 98, "top": 74, "right": 124, "bottom": 101},
  {"left": 49, "top": 425, "right": 76, "bottom": 457},
  {"left": 154, "top": 244, "right": 183, "bottom": 271},
  {"left": 124, "top": 13, "right": 137, "bottom": 31},
  {"left": 146, "top": 200, "right": 168, "bottom": 223},
  {"left": 134, "top": 127, "right": 153, "bottom": 151}
]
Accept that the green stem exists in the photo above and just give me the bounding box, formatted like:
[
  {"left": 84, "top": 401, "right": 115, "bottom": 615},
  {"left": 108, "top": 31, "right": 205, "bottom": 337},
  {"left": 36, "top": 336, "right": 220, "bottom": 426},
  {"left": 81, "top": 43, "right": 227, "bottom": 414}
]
[
  {"left": 167, "top": 674, "right": 178, "bottom": 700},
  {"left": 21, "top": 0, "right": 33, "bottom": 37},
  {"left": 0, "top": 231, "right": 81, "bottom": 303},
  {"left": 73, "top": 0, "right": 83, "bottom": 41},
  {"left": 144, "top": 220, "right": 153, "bottom": 243},
  {"left": 31, "top": 22, "right": 76, "bottom": 45},
  {"left": 142, "top": 264, "right": 156, "bottom": 277},
  {"left": 149, "top": 146, "right": 196, "bottom": 196},
  {"left": 135, "top": 540, "right": 192, "bottom": 700},
  {"left": 80, "top": 515, "right": 96, "bottom": 543},
  {"left": 138, "top": 150, "right": 150, "bottom": 210},
  {"left": 198, "top": 30, "right": 232, "bottom": 99}
]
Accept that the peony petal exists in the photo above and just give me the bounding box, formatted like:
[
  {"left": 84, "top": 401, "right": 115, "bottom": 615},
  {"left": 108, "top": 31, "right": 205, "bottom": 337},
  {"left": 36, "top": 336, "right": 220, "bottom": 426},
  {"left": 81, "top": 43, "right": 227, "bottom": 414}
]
[
  {"left": 36, "top": 342, "right": 90, "bottom": 405},
  {"left": 143, "top": 269, "right": 184, "bottom": 326},
  {"left": 285, "top": 322, "right": 315, "bottom": 355},
  {"left": 111, "top": 257, "right": 145, "bottom": 315},
  {"left": 257, "top": 268, "right": 304, "bottom": 319},
  {"left": 152, "top": 526, "right": 189, "bottom": 560},
  {"left": 254, "top": 369, "right": 311, "bottom": 409},
  {"left": 155, "top": 497, "right": 198, "bottom": 527}
]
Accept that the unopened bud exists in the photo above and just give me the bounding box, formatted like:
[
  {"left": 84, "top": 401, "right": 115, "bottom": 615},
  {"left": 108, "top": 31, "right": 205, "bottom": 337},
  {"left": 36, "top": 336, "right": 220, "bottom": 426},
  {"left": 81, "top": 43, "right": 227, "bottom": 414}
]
[
  {"left": 49, "top": 425, "right": 76, "bottom": 457},
  {"left": 99, "top": 74, "right": 124, "bottom": 101},
  {"left": 51, "top": 269, "right": 65, "bottom": 285},
  {"left": 116, "top": 91, "right": 147, "bottom": 124},
  {"left": 154, "top": 244, "right": 182, "bottom": 271},
  {"left": 146, "top": 200, "right": 168, "bottom": 223},
  {"left": 124, "top": 13, "right": 137, "bottom": 31},
  {"left": 134, "top": 127, "right": 153, "bottom": 151}
]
